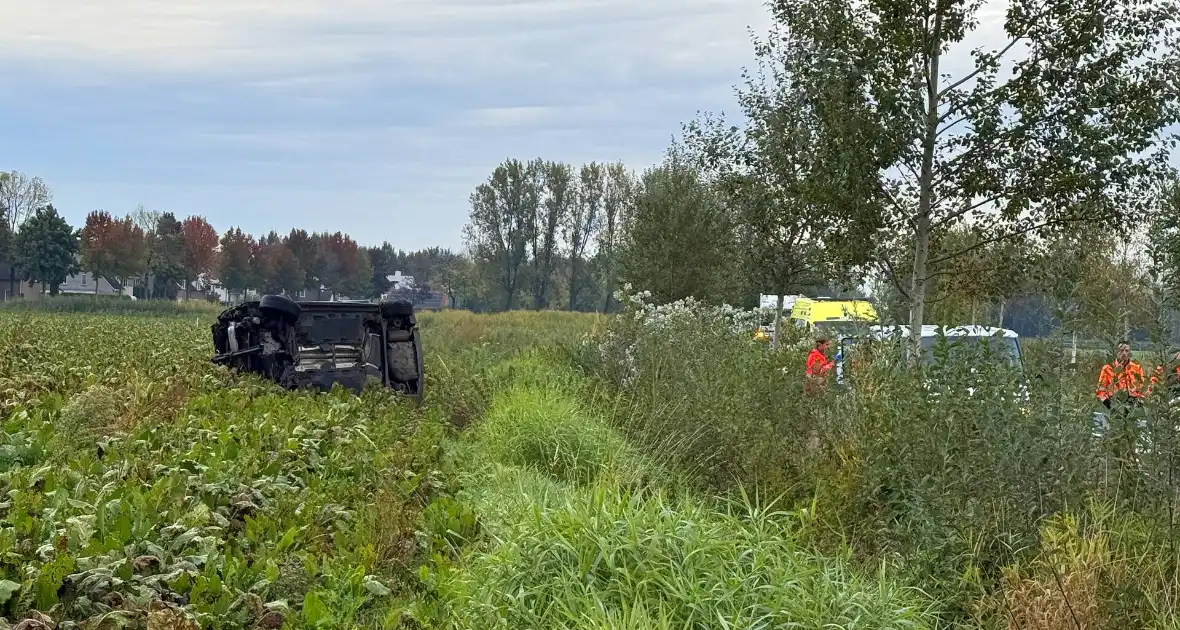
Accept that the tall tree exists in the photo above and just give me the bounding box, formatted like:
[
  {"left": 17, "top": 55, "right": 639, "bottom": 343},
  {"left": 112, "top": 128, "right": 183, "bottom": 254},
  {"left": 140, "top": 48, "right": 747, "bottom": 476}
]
[
  {"left": 618, "top": 149, "right": 738, "bottom": 304},
  {"left": 181, "top": 216, "right": 218, "bottom": 299},
  {"left": 110, "top": 215, "right": 147, "bottom": 289},
  {"left": 0, "top": 171, "right": 52, "bottom": 297},
  {"left": 150, "top": 212, "right": 186, "bottom": 299},
  {"left": 531, "top": 160, "right": 572, "bottom": 309},
  {"left": 682, "top": 25, "right": 885, "bottom": 337},
  {"left": 316, "top": 232, "right": 367, "bottom": 298},
  {"left": 12, "top": 205, "right": 78, "bottom": 297},
  {"left": 463, "top": 159, "right": 539, "bottom": 310},
  {"left": 598, "top": 162, "right": 635, "bottom": 312},
  {"left": 267, "top": 238, "right": 304, "bottom": 296},
  {"left": 79, "top": 210, "right": 117, "bottom": 294},
  {"left": 249, "top": 236, "right": 277, "bottom": 295},
  {"left": 767, "top": 0, "right": 1180, "bottom": 352},
  {"left": 218, "top": 228, "right": 255, "bottom": 301},
  {"left": 284, "top": 229, "right": 319, "bottom": 297},
  {"left": 566, "top": 162, "right": 604, "bottom": 310},
  {"left": 433, "top": 250, "right": 471, "bottom": 308},
  {"left": 367, "top": 242, "right": 397, "bottom": 298},
  {"left": 128, "top": 205, "right": 162, "bottom": 298}
]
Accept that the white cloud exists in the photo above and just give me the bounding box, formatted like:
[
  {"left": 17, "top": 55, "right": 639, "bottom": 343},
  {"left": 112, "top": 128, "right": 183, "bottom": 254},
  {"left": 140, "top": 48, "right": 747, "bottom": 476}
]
[{"left": 0, "top": 0, "right": 772, "bottom": 81}]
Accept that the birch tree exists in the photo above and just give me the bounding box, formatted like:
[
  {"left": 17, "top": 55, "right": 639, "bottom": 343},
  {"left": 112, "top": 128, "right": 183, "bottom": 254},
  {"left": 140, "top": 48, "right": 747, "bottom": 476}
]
[
  {"left": 767, "top": 0, "right": 1180, "bottom": 352},
  {"left": 598, "top": 162, "right": 635, "bottom": 312},
  {"left": 566, "top": 163, "right": 604, "bottom": 311},
  {"left": 531, "top": 160, "right": 569, "bottom": 309},
  {"left": 0, "top": 171, "right": 52, "bottom": 298}
]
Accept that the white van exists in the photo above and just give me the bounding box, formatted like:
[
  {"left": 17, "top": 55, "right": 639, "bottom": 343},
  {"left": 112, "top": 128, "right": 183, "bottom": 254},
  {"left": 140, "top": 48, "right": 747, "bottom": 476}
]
[{"left": 836, "top": 325, "right": 1027, "bottom": 400}]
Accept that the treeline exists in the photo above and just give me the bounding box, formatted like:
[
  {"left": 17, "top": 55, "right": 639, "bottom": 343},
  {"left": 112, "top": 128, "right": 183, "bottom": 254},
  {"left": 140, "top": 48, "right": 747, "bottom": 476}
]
[{"left": 0, "top": 172, "right": 465, "bottom": 304}]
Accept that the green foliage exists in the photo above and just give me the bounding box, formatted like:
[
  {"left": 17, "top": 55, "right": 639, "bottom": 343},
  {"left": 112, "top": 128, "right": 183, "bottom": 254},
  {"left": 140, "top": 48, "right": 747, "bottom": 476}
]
[
  {"left": 591, "top": 300, "right": 1180, "bottom": 627},
  {"left": 418, "top": 349, "right": 934, "bottom": 629},
  {"left": 0, "top": 311, "right": 448, "bottom": 627},
  {"left": 216, "top": 227, "right": 255, "bottom": 298},
  {"left": 762, "top": 0, "right": 1180, "bottom": 337},
  {"left": 149, "top": 211, "right": 186, "bottom": 298},
  {"left": 618, "top": 147, "right": 740, "bottom": 304},
  {"left": 12, "top": 205, "right": 78, "bottom": 296}
]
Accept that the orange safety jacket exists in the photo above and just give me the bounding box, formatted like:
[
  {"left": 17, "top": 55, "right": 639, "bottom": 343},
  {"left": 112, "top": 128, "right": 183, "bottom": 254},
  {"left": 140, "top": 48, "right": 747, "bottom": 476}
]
[
  {"left": 1149, "top": 364, "right": 1180, "bottom": 392},
  {"left": 1097, "top": 361, "right": 1146, "bottom": 400},
  {"left": 806, "top": 348, "right": 833, "bottom": 377}
]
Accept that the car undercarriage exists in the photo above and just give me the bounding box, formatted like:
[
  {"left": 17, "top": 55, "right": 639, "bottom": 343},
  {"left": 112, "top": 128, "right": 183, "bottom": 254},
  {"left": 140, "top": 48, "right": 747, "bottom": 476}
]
[{"left": 211, "top": 295, "right": 423, "bottom": 400}]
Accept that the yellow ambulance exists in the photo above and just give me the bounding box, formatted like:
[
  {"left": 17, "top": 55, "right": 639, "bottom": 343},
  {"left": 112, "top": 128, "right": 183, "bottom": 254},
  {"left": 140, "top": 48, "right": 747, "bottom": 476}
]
[{"left": 790, "top": 298, "right": 879, "bottom": 336}]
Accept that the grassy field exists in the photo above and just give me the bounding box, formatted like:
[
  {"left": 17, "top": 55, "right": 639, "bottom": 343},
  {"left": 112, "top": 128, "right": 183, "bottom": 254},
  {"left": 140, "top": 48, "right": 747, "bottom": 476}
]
[{"left": 0, "top": 302, "right": 1177, "bottom": 628}]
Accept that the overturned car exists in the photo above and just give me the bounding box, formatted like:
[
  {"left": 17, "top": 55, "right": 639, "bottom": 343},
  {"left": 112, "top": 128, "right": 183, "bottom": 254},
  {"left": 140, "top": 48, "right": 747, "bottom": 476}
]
[{"left": 211, "top": 295, "right": 423, "bottom": 400}]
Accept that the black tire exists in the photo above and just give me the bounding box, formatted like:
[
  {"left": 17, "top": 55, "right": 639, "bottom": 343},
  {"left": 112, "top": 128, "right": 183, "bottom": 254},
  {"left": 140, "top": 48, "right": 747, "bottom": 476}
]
[
  {"left": 260, "top": 294, "right": 301, "bottom": 323},
  {"left": 380, "top": 299, "right": 414, "bottom": 319}
]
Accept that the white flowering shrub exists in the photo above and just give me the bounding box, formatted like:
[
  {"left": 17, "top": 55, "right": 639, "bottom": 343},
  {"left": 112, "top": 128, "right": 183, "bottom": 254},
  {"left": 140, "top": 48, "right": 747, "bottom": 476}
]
[{"left": 586, "top": 284, "right": 785, "bottom": 387}]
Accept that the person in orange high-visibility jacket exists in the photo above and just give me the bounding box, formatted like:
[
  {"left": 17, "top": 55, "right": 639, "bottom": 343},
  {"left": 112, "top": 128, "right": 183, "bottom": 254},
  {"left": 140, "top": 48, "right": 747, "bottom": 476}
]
[
  {"left": 1149, "top": 352, "right": 1180, "bottom": 398},
  {"left": 1097, "top": 340, "right": 1146, "bottom": 409},
  {"left": 805, "top": 338, "right": 834, "bottom": 396},
  {"left": 806, "top": 338, "right": 834, "bottom": 376}
]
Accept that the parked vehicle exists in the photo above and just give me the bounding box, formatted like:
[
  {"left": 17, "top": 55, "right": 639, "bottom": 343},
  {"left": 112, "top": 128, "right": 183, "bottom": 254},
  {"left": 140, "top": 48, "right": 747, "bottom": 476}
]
[
  {"left": 211, "top": 295, "right": 423, "bottom": 401},
  {"left": 836, "top": 325, "right": 1028, "bottom": 402},
  {"left": 790, "top": 298, "right": 879, "bottom": 337}
]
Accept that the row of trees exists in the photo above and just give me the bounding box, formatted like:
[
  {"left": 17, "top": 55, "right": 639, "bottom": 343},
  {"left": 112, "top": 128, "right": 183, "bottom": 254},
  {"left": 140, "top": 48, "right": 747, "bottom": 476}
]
[
  {"left": 0, "top": 172, "right": 470, "bottom": 303},
  {"left": 462, "top": 159, "right": 635, "bottom": 311}
]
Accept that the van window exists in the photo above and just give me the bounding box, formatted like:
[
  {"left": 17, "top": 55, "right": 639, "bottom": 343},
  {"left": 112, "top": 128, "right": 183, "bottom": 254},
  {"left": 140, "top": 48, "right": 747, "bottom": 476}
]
[
  {"left": 919, "top": 336, "right": 1021, "bottom": 367},
  {"left": 814, "top": 320, "right": 874, "bottom": 338}
]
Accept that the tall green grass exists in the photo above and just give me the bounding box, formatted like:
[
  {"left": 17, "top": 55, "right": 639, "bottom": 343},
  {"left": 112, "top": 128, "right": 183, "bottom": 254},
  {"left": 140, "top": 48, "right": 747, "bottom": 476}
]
[
  {"left": 0, "top": 294, "right": 224, "bottom": 316},
  {"left": 415, "top": 351, "right": 938, "bottom": 629}
]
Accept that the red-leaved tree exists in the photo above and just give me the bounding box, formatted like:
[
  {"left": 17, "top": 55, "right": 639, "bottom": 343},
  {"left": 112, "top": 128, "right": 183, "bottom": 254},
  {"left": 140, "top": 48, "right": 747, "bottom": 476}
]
[
  {"left": 316, "top": 232, "right": 370, "bottom": 298},
  {"left": 79, "top": 210, "right": 116, "bottom": 294},
  {"left": 110, "top": 215, "right": 147, "bottom": 289},
  {"left": 182, "top": 216, "right": 218, "bottom": 300}
]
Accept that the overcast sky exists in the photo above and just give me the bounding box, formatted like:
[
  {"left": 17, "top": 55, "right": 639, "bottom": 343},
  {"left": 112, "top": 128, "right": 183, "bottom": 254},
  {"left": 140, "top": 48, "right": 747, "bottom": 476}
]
[{"left": 0, "top": 1, "right": 1171, "bottom": 251}]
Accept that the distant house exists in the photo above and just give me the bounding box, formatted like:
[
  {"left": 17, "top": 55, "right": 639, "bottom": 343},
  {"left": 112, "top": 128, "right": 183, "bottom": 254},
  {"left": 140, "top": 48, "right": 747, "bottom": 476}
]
[
  {"left": 383, "top": 269, "right": 448, "bottom": 310},
  {"left": 58, "top": 271, "right": 127, "bottom": 297},
  {"left": 0, "top": 263, "right": 29, "bottom": 300},
  {"left": 387, "top": 271, "right": 414, "bottom": 291},
  {"left": 0, "top": 259, "right": 131, "bottom": 299}
]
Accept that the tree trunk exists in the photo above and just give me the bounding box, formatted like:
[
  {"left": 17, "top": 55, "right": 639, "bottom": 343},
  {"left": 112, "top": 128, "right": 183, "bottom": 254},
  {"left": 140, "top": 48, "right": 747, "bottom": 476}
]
[
  {"left": 998, "top": 299, "right": 1006, "bottom": 328},
  {"left": 95, "top": 273, "right": 100, "bottom": 295},
  {"left": 772, "top": 294, "right": 785, "bottom": 350},
  {"left": 568, "top": 258, "right": 580, "bottom": 311},
  {"left": 602, "top": 263, "right": 616, "bottom": 313},
  {"left": 907, "top": 11, "right": 943, "bottom": 359},
  {"left": 1071, "top": 330, "right": 1078, "bottom": 364}
]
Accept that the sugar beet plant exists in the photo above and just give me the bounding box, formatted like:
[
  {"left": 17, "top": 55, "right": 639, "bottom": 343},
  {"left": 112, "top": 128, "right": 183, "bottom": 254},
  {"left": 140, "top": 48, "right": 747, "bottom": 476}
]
[{"left": 0, "top": 312, "right": 448, "bottom": 629}]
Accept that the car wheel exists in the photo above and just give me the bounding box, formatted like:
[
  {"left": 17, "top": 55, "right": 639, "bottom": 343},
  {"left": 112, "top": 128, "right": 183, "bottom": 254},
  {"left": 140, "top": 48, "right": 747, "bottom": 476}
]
[
  {"left": 380, "top": 299, "right": 414, "bottom": 319},
  {"left": 260, "top": 294, "right": 301, "bottom": 323}
]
